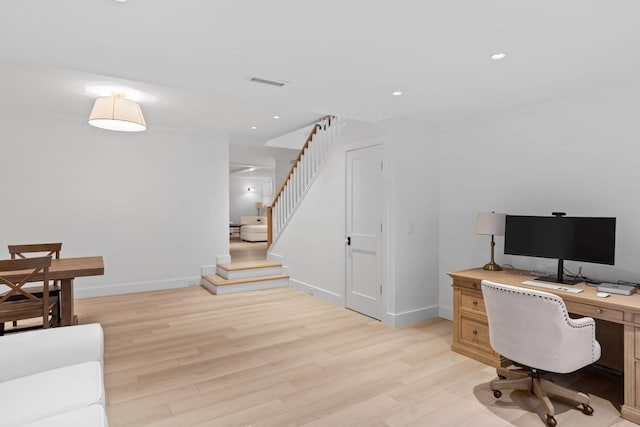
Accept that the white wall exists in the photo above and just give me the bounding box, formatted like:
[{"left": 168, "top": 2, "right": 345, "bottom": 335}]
[
  {"left": 271, "top": 118, "right": 441, "bottom": 327},
  {"left": 269, "top": 131, "right": 348, "bottom": 305},
  {"left": 0, "top": 114, "right": 229, "bottom": 297},
  {"left": 384, "top": 118, "right": 440, "bottom": 324},
  {"left": 229, "top": 176, "right": 272, "bottom": 224},
  {"left": 438, "top": 82, "right": 640, "bottom": 319}
]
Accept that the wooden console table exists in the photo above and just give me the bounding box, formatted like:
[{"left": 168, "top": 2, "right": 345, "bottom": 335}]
[{"left": 449, "top": 267, "right": 640, "bottom": 424}]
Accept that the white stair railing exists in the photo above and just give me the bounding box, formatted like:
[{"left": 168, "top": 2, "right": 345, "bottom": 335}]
[{"left": 267, "top": 115, "right": 345, "bottom": 247}]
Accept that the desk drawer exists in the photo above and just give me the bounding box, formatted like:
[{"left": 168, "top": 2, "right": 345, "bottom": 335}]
[
  {"left": 459, "top": 290, "right": 486, "bottom": 315},
  {"left": 459, "top": 315, "right": 492, "bottom": 351},
  {"left": 453, "top": 278, "right": 482, "bottom": 291},
  {"left": 565, "top": 300, "right": 623, "bottom": 323}
]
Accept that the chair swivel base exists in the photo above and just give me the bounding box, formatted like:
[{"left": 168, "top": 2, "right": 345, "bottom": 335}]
[{"left": 490, "top": 367, "right": 593, "bottom": 427}]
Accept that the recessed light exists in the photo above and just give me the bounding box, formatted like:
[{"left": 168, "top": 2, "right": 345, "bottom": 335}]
[
  {"left": 273, "top": 115, "right": 280, "bottom": 119},
  {"left": 491, "top": 53, "right": 506, "bottom": 60},
  {"left": 251, "top": 126, "right": 257, "bottom": 130},
  {"left": 392, "top": 91, "right": 403, "bottom": 96},
  {"left": 114, "top": 0, "right": 127, "bottom": 2}
]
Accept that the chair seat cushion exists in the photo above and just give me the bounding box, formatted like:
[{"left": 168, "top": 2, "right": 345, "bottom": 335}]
[
  {"left": 21, "top": 404, "right": 108, "bottom": 427},
  {"left": 0, "top": 361, "right": 104, "bottom": 426}
]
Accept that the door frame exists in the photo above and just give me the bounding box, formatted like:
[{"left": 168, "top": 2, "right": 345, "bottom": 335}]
[{"left": 344, "top": 142, "right": 388, "bottom": 323}]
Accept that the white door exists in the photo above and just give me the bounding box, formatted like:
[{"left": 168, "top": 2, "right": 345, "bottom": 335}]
[{"left": 346, "top": 144, "right": 383, "bottom": 320}]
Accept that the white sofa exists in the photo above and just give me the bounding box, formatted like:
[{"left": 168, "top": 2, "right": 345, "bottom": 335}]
[
  {"left": 240, "top": 216, "right": 268, "bottom": 242},
  {"left": 0, "top": 323, "right": 108, "bottom": 426}
]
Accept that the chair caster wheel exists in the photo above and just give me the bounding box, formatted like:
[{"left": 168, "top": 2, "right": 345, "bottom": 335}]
[
  {"left": 546, "top": 415, "right": 557, "bottom": 427},
  {"left": 493, "top": 390, "right": 502, "bottom": 398},
  {"left": 581, "top": 404, "right": 594, "bottom": 415}
]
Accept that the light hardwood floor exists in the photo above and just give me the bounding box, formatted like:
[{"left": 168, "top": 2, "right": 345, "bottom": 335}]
[
  {"left": 75, "top": 287, "right": 633, "bottom": 427},
  {"left": 230, "top": 237, "right": 267, "bottom": 262}
]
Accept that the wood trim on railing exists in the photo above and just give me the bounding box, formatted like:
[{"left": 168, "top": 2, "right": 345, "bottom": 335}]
[
  {"left": 270, "top": 115, "right": 332, "bottom": 206},
  {"left": 267, "top": 115, "right": 333, "bottom": 247}
]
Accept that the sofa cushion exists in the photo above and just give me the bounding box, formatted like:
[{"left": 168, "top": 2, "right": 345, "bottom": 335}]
[
  {"left": 0, "top": 361, "right": 104, "bottom": 426},
  {"left": 21, "top": 404, "right": 108, "bottom": 427},
  {"left": 0, "top": 323, "right": 104, "bottom": 383}
]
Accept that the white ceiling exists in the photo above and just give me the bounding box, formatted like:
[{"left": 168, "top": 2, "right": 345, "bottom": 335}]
[{"left": 1, "top": 1, "right": 640, "bottom": 142}]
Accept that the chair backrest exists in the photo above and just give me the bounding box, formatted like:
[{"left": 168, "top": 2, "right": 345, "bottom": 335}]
[
  {"left": 0, "top": 256, "right": 53, "bottom": 327},
  {"left": 8, "top": 243, "right": 62, "bottom": 260},
  {"left": 481, "top": 280, "right": 601, "bottom": 373}
]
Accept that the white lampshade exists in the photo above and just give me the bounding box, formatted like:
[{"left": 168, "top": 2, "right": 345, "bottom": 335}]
[
  {"left": 475, "top": 212, "right": 506, "bottom": 236},
  {"left": 88, "top": 95, "right": 147, "bottom": 132}
]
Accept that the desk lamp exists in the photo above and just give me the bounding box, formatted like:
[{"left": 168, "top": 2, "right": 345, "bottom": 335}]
[
  {"left": 475, "top": 212, "right": 506, "bottom": 271},
  {"left": 255, "top": 201, "right": 264, "bottom": 216}
]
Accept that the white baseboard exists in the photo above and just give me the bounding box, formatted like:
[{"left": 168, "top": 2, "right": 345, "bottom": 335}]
[
  {"left": 74, "top": 276, "right": 201, "bottom": 299},
  {"left": 438, "top": 305, "right": 454, "bottom": 321},
  {"left": 267, "top": 252, "right": 283, "bottom": 263},
  {"left": 289, "top": 278, "right": 343, "bottom": 306},
  {"left": 201, "top": 264, "right": 217, "bottom": 275},
  {"left": 216, "top": 255, "right": 231, "bottom": 265},
  {"left": 385, "top": 305, "right": 440, "bottom": 328}
]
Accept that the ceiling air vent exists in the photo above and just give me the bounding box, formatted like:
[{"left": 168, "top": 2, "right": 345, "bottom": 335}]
[{"left": 249, "top": 76, "right": 287, "bottom": 87}]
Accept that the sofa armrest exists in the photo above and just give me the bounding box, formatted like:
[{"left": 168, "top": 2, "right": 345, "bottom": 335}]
[{"left": 0, "top": 323, "right": 104, "bottom": 382}]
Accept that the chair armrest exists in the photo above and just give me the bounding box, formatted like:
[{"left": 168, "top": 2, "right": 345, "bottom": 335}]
[
  {"left": 0, "top": 323, "right": 104, "bottom": 382},
  {"left": 561, "top": 316, "right": 602, "bottom": 372}
]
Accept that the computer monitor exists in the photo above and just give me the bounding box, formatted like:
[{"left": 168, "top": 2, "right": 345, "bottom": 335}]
[{"left": 504, "top": 215, "right": 616, "bottom": 284}]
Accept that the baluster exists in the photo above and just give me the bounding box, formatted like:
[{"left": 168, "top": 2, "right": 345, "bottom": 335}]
[
  {"left": 287, "top": 182, "right": 292, "bottom": 222},
  {"left": 307, "top": 145, "right": 313, "bottom": 181},
  {"left": 292, "top": 167, "right": 297, "bottom": 209},
  {"left": 282, "top": 183, "right": 288, "bottom": 223},
  {"left": 295, "top": 162, "right": 300, "bottom": 201},
  {"left": 277, "top": 197, "right": 282, "bottom": 235},
  {"left": 318, "top": 129, "right": 329, "bottom": 165}
]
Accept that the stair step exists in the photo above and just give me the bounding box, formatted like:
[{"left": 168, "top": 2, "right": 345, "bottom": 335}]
[
  {"left": 202, "top": 273, "right": 287, "bottom": 286},
  {"left": 201, "top": 273, "right": 289, "bottom": 295},
  {"left": 216, "top": 260, "right": 283, "bottom": 280},
  {"left": 217, "top": 260, "right": 282, "bottom": 271}
]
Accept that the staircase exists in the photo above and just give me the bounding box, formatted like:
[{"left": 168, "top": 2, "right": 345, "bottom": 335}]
[
  {"left": 268, "top": 115, "right": 345, "bottom": 247},
  {"left": 201, "top": 260, "right": 289, "bottom": 295},
  {"left": 203, "top": 115, "right": 342, "bottom": 295}
]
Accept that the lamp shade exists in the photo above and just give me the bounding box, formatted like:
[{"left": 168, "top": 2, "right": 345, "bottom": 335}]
[
  {"left": 475, "top": 212, "right": 506, "bottom": 235},
  {"left": 88, "top": 95, "right": 147, "bottom": 132},
  {"left": 255, "top": 202, "right": 264, "bottom": 209}
]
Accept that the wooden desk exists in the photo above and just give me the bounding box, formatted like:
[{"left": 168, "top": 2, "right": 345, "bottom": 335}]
[
  {"left": 3, "top": 256, "right": 104, "bottom": 327},
  {"left": 449, "top": 268, "right": 640, "bottom": 424}
]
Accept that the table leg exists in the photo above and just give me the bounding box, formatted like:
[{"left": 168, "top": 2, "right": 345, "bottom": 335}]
[{"left": 60, "top": 278, "right": 75, "bottom": 326}]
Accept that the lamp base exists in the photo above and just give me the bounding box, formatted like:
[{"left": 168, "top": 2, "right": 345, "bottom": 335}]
[{"left": 482, "top": 262, "right": 502, "bottom": 271}]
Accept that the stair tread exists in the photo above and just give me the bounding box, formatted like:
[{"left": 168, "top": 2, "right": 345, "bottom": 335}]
[
  {"left": 218, "top": 260, "right": 282, "bottom": 271},
  {"left": 203, "top": 274, "right": 289, "bottom": 286}
]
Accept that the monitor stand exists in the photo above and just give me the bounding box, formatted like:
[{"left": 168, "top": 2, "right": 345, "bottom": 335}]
[{"left": 535, "top": 258, "right": 580, "bottom": 285}]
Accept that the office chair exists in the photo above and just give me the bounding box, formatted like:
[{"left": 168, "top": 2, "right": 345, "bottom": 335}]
[{"left": 481, "top": 280, "right": 601, "bottom": 427}]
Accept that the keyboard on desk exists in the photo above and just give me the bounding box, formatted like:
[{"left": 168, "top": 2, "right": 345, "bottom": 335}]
[{"left": 521, "top": 280, "right": 584, "bottom": 293}]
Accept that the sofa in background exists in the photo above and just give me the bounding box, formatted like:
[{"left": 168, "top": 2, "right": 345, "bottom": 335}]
[
  {"left": 0, "top": 323, "right": 108, "bottom": 426},
  {"left": 240, "top": 216, "right": 268, "bottom": 242}
]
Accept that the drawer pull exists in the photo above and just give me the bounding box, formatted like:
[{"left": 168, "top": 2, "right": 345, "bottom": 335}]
[
  {"left": 472, "top": 330, "right": 478, "bottom": 335},
  {"left": 472, "top": 283, "right": 478, "bottom": 288},
  {"left": 472, "top": 300, "right": 478, "bottom": 306},
  {"left": 595, "top": 308, "right": 603, "bottom": 315}
]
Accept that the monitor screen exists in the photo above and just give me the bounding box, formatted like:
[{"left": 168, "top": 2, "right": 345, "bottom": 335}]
[{"left": 504, "top": 215, "right": 616, "bottom": 265}]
